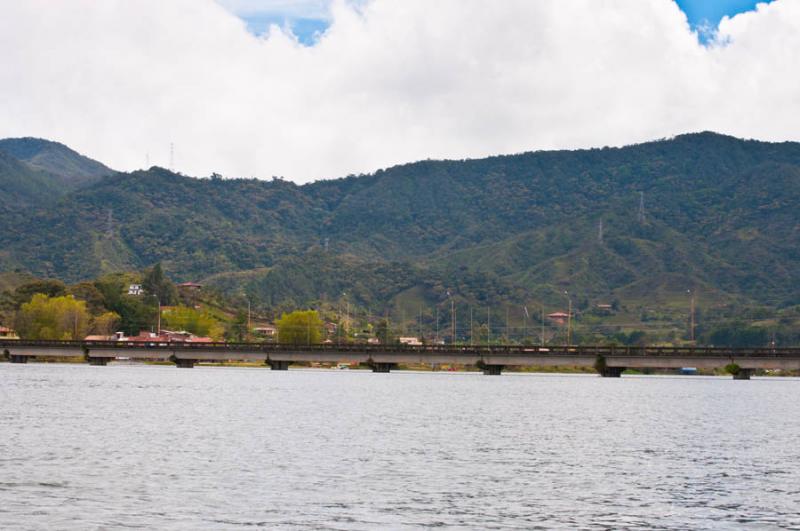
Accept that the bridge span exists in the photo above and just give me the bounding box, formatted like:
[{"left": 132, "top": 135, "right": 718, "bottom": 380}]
[{"left": 3, "top": 340, "right": 800, "bottom": 379}]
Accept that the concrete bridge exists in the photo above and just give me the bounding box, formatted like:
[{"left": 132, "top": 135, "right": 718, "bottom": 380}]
[{"left": 3, "top": 340, "right": 800, "bottom": 379}]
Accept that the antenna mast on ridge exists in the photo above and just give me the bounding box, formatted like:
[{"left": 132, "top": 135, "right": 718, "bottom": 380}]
[
  {"left": 169, "top": 142, "right": 175, "bottom": 171},
  {"left": 598, "top": 219, "right": 604, "bottom": 244},
  {"left": 638, "top": 192, "right": 646, "bottom": 224}
]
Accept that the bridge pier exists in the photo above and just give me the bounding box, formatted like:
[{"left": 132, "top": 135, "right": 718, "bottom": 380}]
[
  {"left": 370, "top": 362, "right": 396, "bottom": 373},
  {"left": 482, "top": 364, "right": 504, "bottom": 376},
  {"left": 267, "top": 360, "right": 290, "bottom": 371},
  {"left": 733, "top": 368, "right": 752, "bottom": 380},
  {"left": 87, "top": 357, "right": 109, "bottom": 366},
  {"left": 9, "top": 354, "right": 29, "bottom": 364},
  {"left": 174, "top": 359, "right": 196, "bottom": 369},
  {"left": 599, "top": 366, "right": 625, "bottom": 378}
]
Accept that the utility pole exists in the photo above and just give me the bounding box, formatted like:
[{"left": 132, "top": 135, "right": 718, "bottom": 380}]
[
  {"left": 541, "top": 306, "right": 545, "bottom": 345},
  {"left": 564, "top": 291, "right": 572, "bottom": 346},
  {"left": 505, "top": 307, "right": 510, "bottom": 344},
  {"left": 689, "top": 289, "right": 695, "bottom": 342},
  {"left": 451, "top": 297, "right": 456, "bottom": 344},
  {"left": 246, "top": 296, "right": 251, "bottom": 340},
  {"left": 487, "top": 307, "right": 491, "bottom": 346},
  {"left": 435, "top": 306, "right": 439, "bottom": 343},
  {"left": 419, "top": 305, "right": 423, "bottom": 341},
  {"left": 598, "top": 219, "right": 604, "bottom": 244},
  {"left": 470, "top": 306, "right": 474, "bottom": 346},
  {"left": 523, "top": 306, "right": 529, "bottom": 345},
  {"left": 638, "top": 191, "right": 646, "bottom": 224}
]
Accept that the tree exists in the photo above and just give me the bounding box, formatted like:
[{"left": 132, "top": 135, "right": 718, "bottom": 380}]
[
  {"left": 12, "top": 280, "right": 66, "bottom": 307},
  {"left": 142, "top": 263, "right": 177, "bottom": 306},
  {"left": 15, "top": 294, "right": 89, "bottom": 340},
  {"left": 225, "top": 310, "right": 248, "bottom": 342},
  {"left": 69, "top": 282, "right": 107, "bottom": 314},
  {"left": 704, "top": 321, "right": 767, "bottom": 347},
  {"left": 276, "top": 310, "right": 323, "bottom": 345},
  {"left": 374, "top": 318, "right": 395, "bottom": 344},
  {"left": 94, "top": 276, "right": 156, "bottom": 335},
  {"left": 161, "top": 305, "right": 224, "bottom": 339},
  {"left": 91, "top": 311, "right": 121, "bottom": 336}
]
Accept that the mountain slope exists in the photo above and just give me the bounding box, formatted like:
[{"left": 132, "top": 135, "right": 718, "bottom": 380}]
[
  {"left": 0, "top": 137, "right": 113, "bottom": 188},
  {"left": 2, "top": 132, "right": 800, "bottom": 310}
]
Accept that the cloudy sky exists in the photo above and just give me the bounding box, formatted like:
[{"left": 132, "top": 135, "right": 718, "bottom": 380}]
[{"left": 0, "top": 0, "right": 797, "bottom": 183}]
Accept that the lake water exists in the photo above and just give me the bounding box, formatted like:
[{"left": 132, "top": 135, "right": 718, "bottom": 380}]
[{"left": 1, "top": 364, "right": 799, "bottom": 530}]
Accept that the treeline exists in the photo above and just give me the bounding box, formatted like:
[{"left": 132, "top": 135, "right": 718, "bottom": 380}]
[{"left": 0, "top": 264, "right": 230, "bottom": 340}]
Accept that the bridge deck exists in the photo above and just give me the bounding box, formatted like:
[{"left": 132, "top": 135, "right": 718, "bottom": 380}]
[{"left": 2, "top": 340, "right": 800, "bottom": 372}]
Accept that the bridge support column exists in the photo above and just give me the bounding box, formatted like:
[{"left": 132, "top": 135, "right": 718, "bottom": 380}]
[
  {"left": 599, "top": 366, "right": 625, "bottom": 378},
  {"left": 174, "top": 359, "right": 196, "bottom": 369},
  {"left": 9, "top": 354, "right": 29, "bottom": 364},
  {"left": 267, "top": 360, "right": 290, "bottom": 371},
  {"left": 733, "top": 368, "right": 752, "bottom": 380},
  {"left": 370, "top": 362, "right": 396, "bottom": 373},
  {"left": 87, "top": 357, "right": 109, "bottom": 366},
  {"left": 482, "top": 364, "right": 504, "bottom": 376}
]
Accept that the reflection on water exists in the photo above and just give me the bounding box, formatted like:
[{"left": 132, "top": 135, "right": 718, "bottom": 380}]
[{"left": 1, "top": 364, "right": 799, "bottom": 529}]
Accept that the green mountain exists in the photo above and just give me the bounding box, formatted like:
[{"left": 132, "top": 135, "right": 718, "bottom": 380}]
[
  {"left": 2, "top": 132, "right": 800, "bottom": 317},
  {"left": 0, "top": 137, "right": 113, "bottom": 188}
]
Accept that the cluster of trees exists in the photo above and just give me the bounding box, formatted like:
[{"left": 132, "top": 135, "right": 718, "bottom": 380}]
[
  {"left": 275, "top": 310, "right": 323, "bottom": 344},
  {"left": 0, "top": 264, "right": 185, "bottom": 340}
]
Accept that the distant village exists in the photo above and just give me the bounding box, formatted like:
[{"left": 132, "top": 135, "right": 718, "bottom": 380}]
[{"left": 0, "top": 277, "right": 613, "bottom": 347}]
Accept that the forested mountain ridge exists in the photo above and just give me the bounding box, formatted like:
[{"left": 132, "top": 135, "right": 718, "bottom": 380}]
[
  {"left": 2, "top": 132, "right": 800, "bottom": 313},
  {"left": 0, "top": 137, "right": 113, "bottom": 188}
]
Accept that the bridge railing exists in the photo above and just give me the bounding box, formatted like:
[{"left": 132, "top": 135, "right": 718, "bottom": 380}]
[{"left": 2, "top": 340, "right": 800, "bottom": 358}]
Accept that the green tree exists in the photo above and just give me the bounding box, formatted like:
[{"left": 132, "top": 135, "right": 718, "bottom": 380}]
[
  {"left": 12, "top": 280, "right": 66, "bottom": 307},
  {"left": 94, "top": 275, "right": 157, "bottom": 335},
  {"left": 142, "top": 263, "right": 177, "bottom": 306},
  {"left": 161, "top": 305, "right": 224, "bottom": 339},
  {"left": 90, "top": 311, "right": 121, "bottom": 336},
  {"left": 225, "top": 310, "right": 248, "bottom": 342},
  {"left": 15, "top": 294, "right": 89, "bottom": 340},
  {"left": 276, "top": 310, "right": 323, "bottom": 345},
  {"left": 704, "top": 321, "right": 767, "bottom": 347}
]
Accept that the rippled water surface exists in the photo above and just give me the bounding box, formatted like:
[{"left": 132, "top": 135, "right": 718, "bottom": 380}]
[{"left": 1, "top": 364, "right": 800, "bottom": 529}]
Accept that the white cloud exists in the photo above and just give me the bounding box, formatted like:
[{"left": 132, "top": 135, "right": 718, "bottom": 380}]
[{"left": 0, "top": 0, "right": 798, "bottom": 183}]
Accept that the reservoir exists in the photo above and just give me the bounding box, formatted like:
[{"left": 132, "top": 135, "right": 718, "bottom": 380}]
[{"left": 1, "top": 364, "right": 799, "bottom": 529}]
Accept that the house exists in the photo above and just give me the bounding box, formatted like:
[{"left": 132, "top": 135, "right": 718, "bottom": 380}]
[
  {"left": 594, "top": 303, "right": 614, "bottom": 316},
  {"left": 399, "top": 336, "right": 422, "bottom": 346},
  {"left": 324, "top": 322, "right": 338, "bottom": 335},
  {"left": 177, "top": 282, "right": 202, "bottom": 292},
  {"left": 547, "top": 312, "right": 570, "bottom": 326},
  {"left": 119, "top": 330, "right": 215, "bottom": 344},
  {"left": 0, "top": 326, "right": 19, "bottom": 339},
  {"left": 253, "top": 325, "right": 277, "bottom": 337},
  {"left": 128, "top": 284, "right": 144, "bottom": 296}
]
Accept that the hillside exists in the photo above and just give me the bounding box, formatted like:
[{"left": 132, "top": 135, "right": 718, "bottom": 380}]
[
  {"left": 2, "top": 132, "right": 800, "bottom": 318},
  {"left": 0, "top": 137, "right": 113, "bottom": 188}
]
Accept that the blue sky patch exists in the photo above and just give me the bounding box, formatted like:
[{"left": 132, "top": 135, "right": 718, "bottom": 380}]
[
  {"left": 227, "top": 1, "right": 774, "bottom": 46},
  {"left": 675, "top": 0, "right": 773, "bottom": 40}
]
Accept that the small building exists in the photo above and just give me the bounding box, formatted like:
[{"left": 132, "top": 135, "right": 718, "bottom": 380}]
[
  {"left": 0, "top": 326, "right": 19, "bottom": 339},
  {"left": 325, "top": 322, "right": 338, "bottom": 335},
  {"left": 399, "top": 336, "right": 422, "bottom": 346},
  {"left": 547, "top": 312, "right": 570, "bottom": 326},
  {"left": 253, "top": 325, "right": 277, "bottom": 337},
  {"left": 84, "top": 334, "right": 114, "bottom": 341},
  {"left": 177, "top": 282, "right": 203, "bottom": 292},
  {"left": 594, "top": 303, "right": 614, "bottom": 316},
  {"left": 128, "top": 284, "right": 144, "bottom": 296},
  {"left": 367, "top": 337, "right": 380, "bottom": 345}
]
